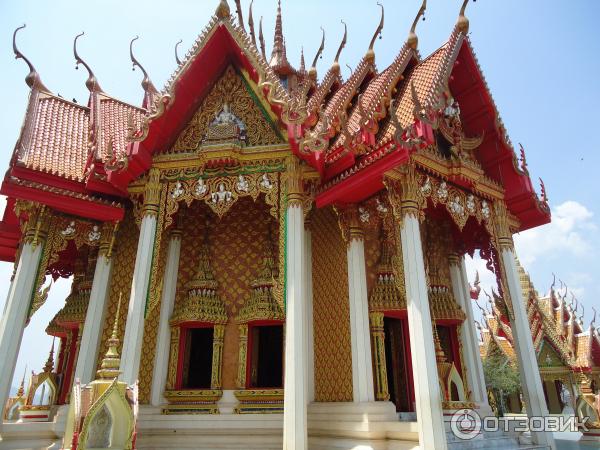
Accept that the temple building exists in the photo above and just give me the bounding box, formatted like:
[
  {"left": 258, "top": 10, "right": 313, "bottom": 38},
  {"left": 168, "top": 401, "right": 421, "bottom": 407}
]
[
  {"left": 0, "top": 0, "right": 572, "bottom": 449},
  {"left": 477, "top": 264, "right": 600, "bottom": 441}
]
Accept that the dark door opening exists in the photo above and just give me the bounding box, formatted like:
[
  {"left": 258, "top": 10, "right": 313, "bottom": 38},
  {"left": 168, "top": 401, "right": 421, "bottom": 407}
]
[
  {"left": 250, "top": 325, "right": 283, "bottom": 388},
  {"left": 384, "top": 317, "right": 413, "bottom": 412},
  {"left": 182, "top": 327, "right": 214, "bottom": 389}
]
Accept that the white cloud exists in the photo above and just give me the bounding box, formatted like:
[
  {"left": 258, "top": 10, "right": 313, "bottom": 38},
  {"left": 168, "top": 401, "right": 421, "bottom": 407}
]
[{"left": 514, "top": 200, "right": 597, "bottom": 267}]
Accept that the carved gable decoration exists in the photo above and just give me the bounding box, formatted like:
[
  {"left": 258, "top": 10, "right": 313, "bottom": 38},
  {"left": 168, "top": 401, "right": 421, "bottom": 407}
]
[
  {"left": 538, "top": 339, "right": 567, "bottom": 368},
  {"left": 171, "top": 66, "right": 283, "bottom": 152}
]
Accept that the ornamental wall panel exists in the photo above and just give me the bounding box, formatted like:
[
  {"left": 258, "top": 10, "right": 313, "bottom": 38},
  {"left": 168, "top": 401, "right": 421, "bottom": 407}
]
[
  {"left": 311, "top": 206, "right": 353, "bottom": 402},
  {"left": 173, "top": 199, "right": 277, "bottom": 390},
  {"left": 95, "top": 212, "right": 139, "bottom": 375}
]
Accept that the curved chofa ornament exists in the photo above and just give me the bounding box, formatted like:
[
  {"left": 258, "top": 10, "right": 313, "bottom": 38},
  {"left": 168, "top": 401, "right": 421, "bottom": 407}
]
[
  {"left": 407, "top": 0, "right": 426, "bottom": 49},
  {"left": 174, "top": 39, "right": 183, "bottom": 65},
  {"left": 333, "top": 20, "right": 348, "bottom": 67},
  {"left": 309, "top": 27, "right": 325, "bottom": 78},
  {"left": 12, "top": 24, "right": 50, "bottom": 93},
  {"left": 366, "top": 2, "right": 384, "bottom": 60},
  {"left": 457, "top": 0, "right": 475, "bottom": 33},
  {"left": 130, "top": 36, "right": 159, "bottom": 106},
  {"left": 73, "top": 32, "right": 104, "bottom": 93}
]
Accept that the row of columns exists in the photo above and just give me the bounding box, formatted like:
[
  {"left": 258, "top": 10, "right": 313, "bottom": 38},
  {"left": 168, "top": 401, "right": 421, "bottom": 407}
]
[{"left": 0, "top": 164, "right": 554, "bottom": 450}]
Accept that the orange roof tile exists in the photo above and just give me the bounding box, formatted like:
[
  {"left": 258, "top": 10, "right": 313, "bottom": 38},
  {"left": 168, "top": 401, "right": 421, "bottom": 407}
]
[{"left": 98, "top": 97, "right": 145, "bottom": 162}]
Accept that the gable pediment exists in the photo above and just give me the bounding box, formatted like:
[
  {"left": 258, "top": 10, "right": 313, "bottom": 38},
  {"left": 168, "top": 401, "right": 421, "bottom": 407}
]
[
  {"left": 538, "top": 339, "right": 568, "bottom": 368},
  {"left": 170, "top": 66, "right": 284, "bottom": 153}
]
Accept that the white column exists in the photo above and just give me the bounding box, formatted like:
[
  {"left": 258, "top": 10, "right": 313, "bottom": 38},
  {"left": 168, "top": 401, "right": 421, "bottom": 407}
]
[
  {"left": 401, "top": 214, "right": 447, "bottom": 450},
  {"left": 304, "top": 226, "right": 315, "bottom": 403},
  {"left": 0, "top": 240, "right": 44, "bottom": 416},
  {"left": 74, "top": 252, "right": 114, "bottom": 384},
  {"left": 150, "top": 230, "right": 182, "bottom": 406},
  {"left": 347, "top": 232, "right": 375, "bottom": 403},
  {"left": 502, "top": 248, "right": 556, "bottom": 449},
  {"left": 283, "top": 201, "right": 307, "bottom": 450},
  {"left": 120, "top": 212, "right": 158, "bottom": 385},
  {"left": 449, "top": 256, "right": 490, "bottom": 412}
]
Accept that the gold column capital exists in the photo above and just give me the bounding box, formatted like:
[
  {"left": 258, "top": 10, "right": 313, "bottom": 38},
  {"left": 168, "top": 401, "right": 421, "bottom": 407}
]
[
  {"left": 99, "top": 222, "right": 119, "bottom": 259},
  {"left": 22, "top": 204, "right": 51, "bottom": 248},
  {"left": 384, "top": 162, "right": 421, "bottom": 219},
  {"left": 142, "top": 168, "right": 162, "bottom": 216},
  {"left": 286, "top": 156, "right": 304, "bottom": 208},
  {"left": 335, "top": 205, "right": 364, "bottom": 243},
  {"left": 493, "top": 201, "right": 514, "bottom": 251},
  {"left": 448, "top": 252, "right": 461, "bottom": 267}
]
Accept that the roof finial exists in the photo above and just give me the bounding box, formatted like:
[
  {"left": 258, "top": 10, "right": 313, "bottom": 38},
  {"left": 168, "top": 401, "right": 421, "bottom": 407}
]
[
  {"left": 73, "top": 32, "right": 103, "bottom": 93},
  {"left": 12, "top": 25, "right": 50, "bottom": 93},
  {"left": 457, "top": 0, "right": 475, "bottom": 34},
  {"left": 259, "top": 16, "right": 266, "bottom": 59},
  {"left": 334, "top": 20, "right": 348, "bottom": 65},
  {"left": 366, "top": 2, "right": 384, "bottom": 61},
  {"left": 216, "top": 0, "right": 231, "bottom": 19},
  {"left": 299, "top": 47, "right": 306, "bottom": 74},
  {"left": 17, "top": 365, "right": 27, "bottom": 397},
  {"left": 591, "top": 307, "right": 597, "bottom": 329},
  {"left": 234, "top": 0, "right": 245, "bottom": 30},
  {"left": 130, "top": 36, "right": 158, "bottom": 103},
  {"left": 43, "top": 338, "right": 55, "bottom": 373},
  {"left": 175, "top": 39, "right": 183, "bottom": 65},
  {"left": 248, "top": 0, "right": 257, "bottom": 48},
  {"left": 407, "top": 0, "right": 426, "bottom": 49},
  {"left": 309, "top": 27, "right": 325, "bottom": 78},
  {"left": 97, "top": 292, "right": 123, "bottom": 380}
]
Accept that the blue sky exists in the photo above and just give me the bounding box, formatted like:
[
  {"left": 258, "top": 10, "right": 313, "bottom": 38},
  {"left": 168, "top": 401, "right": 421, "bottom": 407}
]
[{"left": 0, "top": 0, "right": 599, "bottom": 389}]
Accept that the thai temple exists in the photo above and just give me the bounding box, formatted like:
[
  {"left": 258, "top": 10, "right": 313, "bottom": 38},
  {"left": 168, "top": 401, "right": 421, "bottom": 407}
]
[
  {"left": 476, "top": 265, "right": 600, "bottom": 441},
  {"left": 0, "top": 0, "right": 596, "bottom": 448}
]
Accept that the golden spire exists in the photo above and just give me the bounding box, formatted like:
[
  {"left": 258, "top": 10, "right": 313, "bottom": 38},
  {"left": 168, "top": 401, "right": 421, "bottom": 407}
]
[
  {"left": 248, "top": 0, "right": 257, "bottom": 48},
  {"left": 259, "top": 16, "right": 267, "bottom": 59},
  {"left": 234, "top": 0, "right": 245, "bottom": 30},
  {"left": 457, "top": 0, "right": 474, "bottom": 34},
  {"left": 366, "top": 2, "right": 384, "bottom": 61},
  {"left": 309, "top": 27, "right": 325, "bottom": 78},
  {"left": 43, "top": 338, "right": 55, "bottom": 373},
  {"left": 96, "top": 293, "right": 123, "bottom": 380},
  {"left": 432, "top": 324, "right": 448, "bottom": 364},
  {"left": 130, "top": 36, "right": 158, "bottom": 107},
  {"left": 175, "top": 39, "right": 183, "bottom": 65},
  {"left": 215, "top": 0, "right": 231, "bottom": 20},
  {"left": 12, "top": 25, "right": 50, "bottom": 93},
  {"left": 270, "top": 0, "right": 293, "bottom": 73},
  {"left": 73, "top": 32, "right": 104, "bottom": 94},
  {"left": 407, "top": 0, "right": 426, "bottom": 49},
  {"left": 17, "top": 365, "right": 27, "bottom": 397}
]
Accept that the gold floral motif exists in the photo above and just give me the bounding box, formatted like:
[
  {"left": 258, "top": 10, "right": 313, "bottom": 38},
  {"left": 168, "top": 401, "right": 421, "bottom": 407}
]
[
  {"left": 369, "top": 312, "right": 389, "bottom": 401},
  {"left": 171, "top": 66, "right": 282, "bottom": 152}
]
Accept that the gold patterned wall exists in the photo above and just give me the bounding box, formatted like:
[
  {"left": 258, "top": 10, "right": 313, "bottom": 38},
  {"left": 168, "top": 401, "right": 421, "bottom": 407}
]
[
  {"left": 174, "top": 198, "right": 277, "bottom": 389},
  {"left": 95, "top": 211, "right": 139, "bottom": 375},
  {"left": 311, "top": 206, "right": 353, "bottom": 402}
]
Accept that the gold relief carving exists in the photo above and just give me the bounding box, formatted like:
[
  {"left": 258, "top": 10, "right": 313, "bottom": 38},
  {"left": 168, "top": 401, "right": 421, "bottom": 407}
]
[
  {"left": 369, "top": 312, "right": 389, "bottom": 401},
  {"left": 211, "top": 325, "right": 225, "bottom": 389},
  {"left": 166, "top": 327, "right": 181, "bottom": 389},
  {"left": 99, "top": 221, "right": 119, "bottom": 258},
  {"left": 384, "top": 162, "right": 422, "bottom": 220},
  {"left": 368, "top": 237, "right": 406, "bottom": 312},
  {"left": 171, "top": 66, "right": 282, "bottom": 153},
  {"left": 165, "top": 172, "right": 280, "bottom": 226},
  {"left": 236, "top": 324, "right": 249, "bottom": 388},
  {"left": 233, "top": 389, "right": 284, "bottom": 414},
  {"left": 493, "top": 201, "right": 514, "bottom": 251},
  {"left": 335, "top": 206, "right": 364, "bottom": 244},
  {"left": 285, "top": 156, "right": 304, "bottom": 206},
  {"left": 311, "top": 207, "right": 353, "bottom": 401}
]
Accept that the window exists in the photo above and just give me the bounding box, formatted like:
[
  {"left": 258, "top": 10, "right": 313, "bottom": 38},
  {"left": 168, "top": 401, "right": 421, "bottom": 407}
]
[
  {"left": 182, "top": 327, "right": 214, "bottom": 389},
  {"left": 249, "top": 325, "right": 283, "bottom": 388}
]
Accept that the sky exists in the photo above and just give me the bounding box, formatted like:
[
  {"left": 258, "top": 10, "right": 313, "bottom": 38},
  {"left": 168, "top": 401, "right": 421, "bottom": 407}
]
[{"left": 0, "top": 0, "right": 599, "bottom": 390}]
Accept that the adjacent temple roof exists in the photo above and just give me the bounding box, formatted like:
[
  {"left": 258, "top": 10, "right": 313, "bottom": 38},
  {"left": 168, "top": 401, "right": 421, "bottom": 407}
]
[
  {"left": 0, "top": 0, "right": 550, "bottom": 261},
  {"left": 477, "top": 261, "right": 600, "bottom": 373}
]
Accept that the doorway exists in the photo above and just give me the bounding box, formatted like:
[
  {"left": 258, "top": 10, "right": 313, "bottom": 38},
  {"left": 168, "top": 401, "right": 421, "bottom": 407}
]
[
  {"left": 249, "top": 325, "right": 284, "bottom": 388},
  {"left": 384, "top": 317, "right": 413, "bottom": 412}
]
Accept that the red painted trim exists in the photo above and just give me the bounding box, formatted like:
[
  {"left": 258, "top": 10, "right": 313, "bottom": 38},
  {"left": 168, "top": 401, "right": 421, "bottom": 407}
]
[
  {"left": 175, "top": 327, "right": 188, "bottom": 389},
  {"left": 58, "top": 329, "right": 78, "bottom": 404},
  {"left": 449, "top": 325, "right": 463, "bottom": 376},
  {"left": 401, "top": 317, "right": 415, "bottom": 411}
]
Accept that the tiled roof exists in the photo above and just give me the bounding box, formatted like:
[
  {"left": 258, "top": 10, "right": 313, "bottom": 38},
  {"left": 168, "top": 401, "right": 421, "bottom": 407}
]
[
  {"left": 18, "top": 94, "right": 90, "bottom": 181},
  {"left": 98, "top": 97, "right": 145, "bottom": 162}
]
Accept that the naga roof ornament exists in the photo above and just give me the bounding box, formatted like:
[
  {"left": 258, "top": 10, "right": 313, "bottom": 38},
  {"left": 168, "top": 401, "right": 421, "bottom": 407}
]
[
  {"left": 12, "top": 24, "right": 50, "bottom": 94},
  {"left": 259, "top": 16, "right": 266, "bottom": 59},
  {"left": 457, "top": 0, "right": 474, "bottom": 33},
  {"left": 248, "top": 0, "right": 257, "bottom": 48},
  {"left": 234, "top": 0, "right": 245, "bottom": 31},
  {"left": 215, "top": 0, "right": 231, "bottom": 20},
  {"left": 73, "top": 31, "right": 104, "bottom": 94}
]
